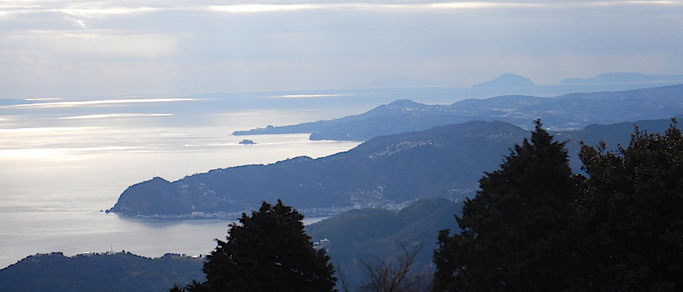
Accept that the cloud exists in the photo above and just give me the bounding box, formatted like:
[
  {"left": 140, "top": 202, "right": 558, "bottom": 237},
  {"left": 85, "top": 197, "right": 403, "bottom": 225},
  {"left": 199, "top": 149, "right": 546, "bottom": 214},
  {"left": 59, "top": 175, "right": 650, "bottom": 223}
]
[
  {"left": 207, "top": 4, "right": 320, "bottom": 13},
  {"left": 68, "top": 18, "right": 90, "bottom": 29},
  {"left": 205, "top": 1, "right": 683, "bottom": 14},
  {"left": 55, "top": 6, "right": 159, "bottom": 17},
  {"left": 25, "top": 98, "right": 61, "bottom": 101},
  {"left": 0, "top": 0, "right": 682, "bottom": 97},
  {"left": 273, "top": 94, "right": 347, "bottom": 99},
  {"left": 58, "top": 113, "right": 173, "bottom": 120},
  {"left": 2, "top": 31, "right": 179, "bottom": 58},
  {"left": 2, "top": 98, "right": 196, "bottom": 109},
  {"left": 2, "top": 1, "right": 682, "bottom": 19},
  {"left": 0, "top": 4, "right": 160, "bottom": 18}
]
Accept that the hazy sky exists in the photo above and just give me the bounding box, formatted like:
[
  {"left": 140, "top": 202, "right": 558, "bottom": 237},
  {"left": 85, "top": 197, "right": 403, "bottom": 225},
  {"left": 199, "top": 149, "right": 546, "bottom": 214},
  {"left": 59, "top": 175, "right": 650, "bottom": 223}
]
[{"left": 1, "top": 0, "right": 682, "bottom": 98}]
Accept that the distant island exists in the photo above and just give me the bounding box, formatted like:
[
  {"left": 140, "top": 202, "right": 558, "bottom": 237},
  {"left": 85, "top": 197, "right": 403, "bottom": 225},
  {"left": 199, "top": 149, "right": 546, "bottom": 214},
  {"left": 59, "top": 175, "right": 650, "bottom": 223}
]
[
  {"left": 238, "top": 139, "right": 256, "bottom": 145},
  {"left": 233, "top": 84, "right": 683, "bottom": 141},
  {"left": 473, "top": 72, "right": 536, "bottom": 88}
]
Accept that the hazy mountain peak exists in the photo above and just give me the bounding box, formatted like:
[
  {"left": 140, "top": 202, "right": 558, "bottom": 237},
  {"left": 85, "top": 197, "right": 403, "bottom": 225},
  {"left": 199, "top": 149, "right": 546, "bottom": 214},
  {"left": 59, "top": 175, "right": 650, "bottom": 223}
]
[
  {"left": 473, "top": 73, "right": 536, "bottom": 88},
  {"left": 150, "top": 176, "right": 170, "bottom": 183},
  {"left": 387, "top": 99, "right": 422, "bottom": 107}
]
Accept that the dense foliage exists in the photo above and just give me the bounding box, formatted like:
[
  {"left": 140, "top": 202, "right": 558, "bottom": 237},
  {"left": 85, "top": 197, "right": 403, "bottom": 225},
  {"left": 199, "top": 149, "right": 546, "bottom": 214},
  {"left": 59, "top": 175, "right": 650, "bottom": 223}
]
[
  {"left": 576, "top": 122, "right": 683, "bottom": 290},
  {"left": 183, "top": 200, "right": 336, "bottom": 292},
  {"left": 432, "top": 121, "right": 582, "bottom": 291},
  {"left": 433, "top": 119, "right": 683, "bottom": 291}
]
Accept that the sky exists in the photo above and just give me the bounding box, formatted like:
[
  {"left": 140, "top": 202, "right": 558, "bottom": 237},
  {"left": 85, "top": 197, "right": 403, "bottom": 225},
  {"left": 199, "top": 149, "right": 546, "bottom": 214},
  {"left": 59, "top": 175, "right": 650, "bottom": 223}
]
[{"left": 1, "top": 0, "right": 683, "bottom": 98}]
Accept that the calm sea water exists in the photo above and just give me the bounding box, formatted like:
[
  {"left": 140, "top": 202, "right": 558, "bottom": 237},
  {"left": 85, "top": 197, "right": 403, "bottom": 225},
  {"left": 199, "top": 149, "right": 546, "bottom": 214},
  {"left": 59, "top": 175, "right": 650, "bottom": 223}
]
[{"left": 0, "top": 94, "right": 364, "bottom": 268}]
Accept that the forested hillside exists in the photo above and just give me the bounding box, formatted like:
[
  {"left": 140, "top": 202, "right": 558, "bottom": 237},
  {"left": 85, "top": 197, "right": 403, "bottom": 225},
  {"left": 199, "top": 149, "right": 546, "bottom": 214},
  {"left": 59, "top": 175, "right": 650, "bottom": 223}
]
[
  {"left": 0, "top": 252, "right": 203, "bottom": 292},
  {"left": 110, "top": 117, "right": 679, "bottom": 219}
]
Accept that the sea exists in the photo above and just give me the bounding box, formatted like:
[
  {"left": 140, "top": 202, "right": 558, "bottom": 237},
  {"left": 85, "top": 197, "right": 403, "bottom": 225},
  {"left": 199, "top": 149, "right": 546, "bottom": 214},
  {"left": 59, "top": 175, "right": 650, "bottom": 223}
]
[{"left": 0, "top": 90, "right": 380, "bottom": 269}]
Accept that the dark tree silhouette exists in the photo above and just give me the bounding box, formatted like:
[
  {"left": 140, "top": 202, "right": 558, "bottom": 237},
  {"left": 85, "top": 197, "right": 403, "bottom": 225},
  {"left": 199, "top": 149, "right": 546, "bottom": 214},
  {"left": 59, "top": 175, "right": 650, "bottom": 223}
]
[
  {"left": 432, "top": 120, "right": 582, "bottom": 291},
  {"left": 181, "top": 200, "right": 336, "bottom": 292},
  {"left": 576, "top": 120, "right": 683, "bottom": 290},
  {"left": 433, "top": 119, "right": 683, "bottom": 291}
]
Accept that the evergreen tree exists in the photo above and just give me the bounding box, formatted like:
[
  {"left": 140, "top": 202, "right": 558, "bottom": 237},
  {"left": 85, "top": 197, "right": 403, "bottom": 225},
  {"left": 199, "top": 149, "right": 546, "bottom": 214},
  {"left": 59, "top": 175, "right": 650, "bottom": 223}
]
[
  {"left": 576, "top": 120, "right": 683, "bottom": 290},
  {"left": 432, "top": 120, "right": 582, "bottom": 291},
  {"left": 185, "top": 200, "right": 336, "bottom": 292}
]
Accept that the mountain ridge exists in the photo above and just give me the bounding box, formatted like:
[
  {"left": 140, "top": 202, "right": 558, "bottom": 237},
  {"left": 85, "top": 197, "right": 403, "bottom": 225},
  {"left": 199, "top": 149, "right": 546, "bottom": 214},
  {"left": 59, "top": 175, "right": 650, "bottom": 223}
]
[{"left": 233, "top": 84, "right": 683, "bottom": 141}]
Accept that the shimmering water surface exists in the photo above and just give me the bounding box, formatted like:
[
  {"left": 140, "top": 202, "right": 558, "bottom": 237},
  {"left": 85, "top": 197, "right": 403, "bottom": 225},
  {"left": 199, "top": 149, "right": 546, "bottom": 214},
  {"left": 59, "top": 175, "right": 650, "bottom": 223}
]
[{"left": 0, "top": 94, "right": 364, "bottom": 268}]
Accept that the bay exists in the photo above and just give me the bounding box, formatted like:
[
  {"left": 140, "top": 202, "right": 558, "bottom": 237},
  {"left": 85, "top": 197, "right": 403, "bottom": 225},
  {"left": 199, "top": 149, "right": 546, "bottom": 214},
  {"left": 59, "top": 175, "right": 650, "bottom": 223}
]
[{"left": 0, "top": 93, "right": 363, "bottom": 268}]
